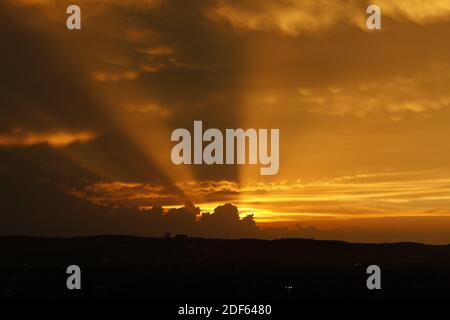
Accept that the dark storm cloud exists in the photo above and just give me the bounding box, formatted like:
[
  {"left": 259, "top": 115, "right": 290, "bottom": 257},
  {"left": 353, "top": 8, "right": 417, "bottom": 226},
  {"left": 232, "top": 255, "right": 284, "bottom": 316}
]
[
  {"left": 0, "top": 1, "right": 217, "bottom": 187},
  {"left": 0, "top": 0, "right": 247, "bottom": 183},
  {"left": 0, "top": 175, "right": 262, "bottom": 238},
  {"left": 0, "top": 3, "right": 103, "bottom": 133}
]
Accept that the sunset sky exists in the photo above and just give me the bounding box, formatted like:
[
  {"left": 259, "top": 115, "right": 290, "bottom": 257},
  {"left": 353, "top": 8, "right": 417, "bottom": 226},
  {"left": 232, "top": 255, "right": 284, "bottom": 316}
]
[{"left": 2, "top": 0, "right": 450, "bottom": 243}]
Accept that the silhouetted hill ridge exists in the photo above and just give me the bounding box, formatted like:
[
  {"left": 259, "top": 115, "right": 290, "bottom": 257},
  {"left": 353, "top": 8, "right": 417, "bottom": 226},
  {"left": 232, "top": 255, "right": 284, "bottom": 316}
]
[
  {"left": 1, "top": 235, "right": 450, "bottom": 266},
  {"left": 2, "top": 235, "right": 450, "bottom": 299}
]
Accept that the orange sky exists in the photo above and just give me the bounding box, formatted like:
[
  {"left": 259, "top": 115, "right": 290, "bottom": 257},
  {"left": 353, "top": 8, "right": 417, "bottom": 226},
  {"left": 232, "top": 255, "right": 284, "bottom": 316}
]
[{"left": 2, "top": 0, "right": 450, "bottom": 243}]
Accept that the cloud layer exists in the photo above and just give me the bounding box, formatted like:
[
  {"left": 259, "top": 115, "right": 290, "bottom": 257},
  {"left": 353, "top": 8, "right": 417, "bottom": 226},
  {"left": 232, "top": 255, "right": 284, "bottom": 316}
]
[{"left": 2, "top": 0, "right": 450, "bottom": 243}]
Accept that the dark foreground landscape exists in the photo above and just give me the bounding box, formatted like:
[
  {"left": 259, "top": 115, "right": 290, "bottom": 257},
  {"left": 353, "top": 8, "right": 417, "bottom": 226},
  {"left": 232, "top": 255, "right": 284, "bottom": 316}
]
[{"left": 1, "top": 236, "right": 450, "bottom": 300}]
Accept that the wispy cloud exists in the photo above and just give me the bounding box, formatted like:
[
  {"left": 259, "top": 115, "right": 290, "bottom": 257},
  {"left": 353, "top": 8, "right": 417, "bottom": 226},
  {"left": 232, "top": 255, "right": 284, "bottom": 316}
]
[
  {"left": 378, "top": 0, "right": 450, "bottom": 24},
  {"left": 206, "top": 0, "right": 450, "bottom": 35},
  {"left": 296, "top": 67, "right": 450, "bottom": 118},
  {"left": 71, "top": 170, "right": 450, "bottom": 223},
  {"left": 91, "top": 70, "right": 140, "bottom": 82},
  {"left": 0, "top": 129, "right": 97, "bottom": 148}
]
